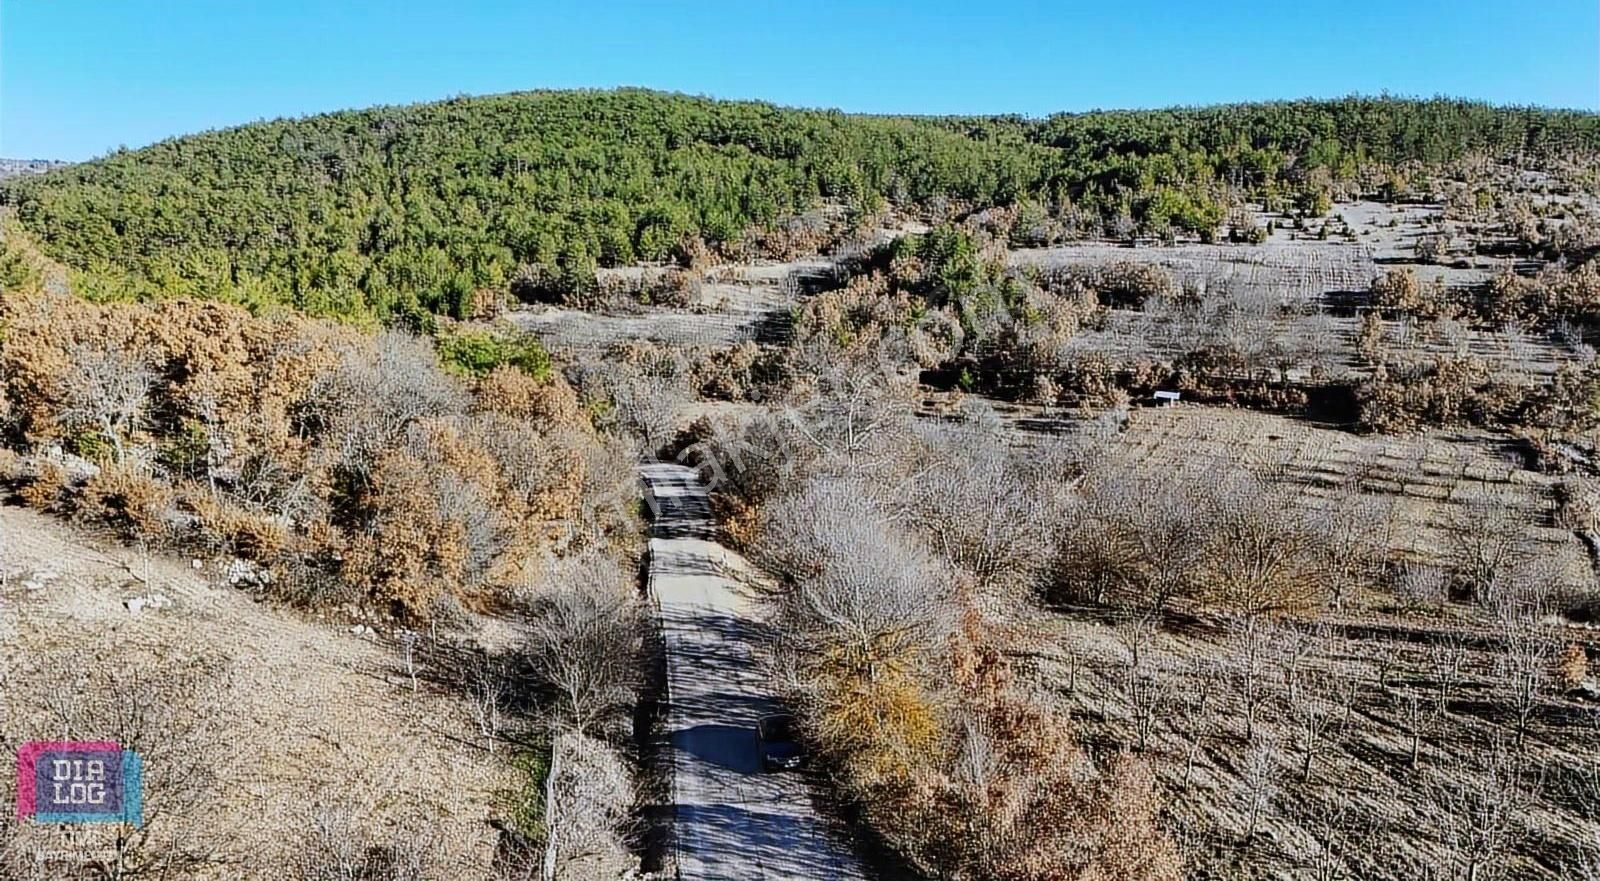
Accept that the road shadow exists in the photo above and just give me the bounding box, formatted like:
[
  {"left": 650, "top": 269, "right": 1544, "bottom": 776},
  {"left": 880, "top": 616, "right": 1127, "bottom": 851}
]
[{"left": 675, "top": 723, "right": 761, "bottom": 774}]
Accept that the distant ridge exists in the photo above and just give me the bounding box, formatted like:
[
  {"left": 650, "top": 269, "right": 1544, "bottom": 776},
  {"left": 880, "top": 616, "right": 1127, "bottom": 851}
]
[{"left": 0, "top": 158, "right": 69, "bottom": 181}]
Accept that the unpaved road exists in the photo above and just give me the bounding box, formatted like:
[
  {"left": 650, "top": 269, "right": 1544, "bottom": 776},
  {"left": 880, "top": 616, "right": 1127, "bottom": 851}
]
[{"left": 640, "top": 463, "right": 867, "bottom": 880}]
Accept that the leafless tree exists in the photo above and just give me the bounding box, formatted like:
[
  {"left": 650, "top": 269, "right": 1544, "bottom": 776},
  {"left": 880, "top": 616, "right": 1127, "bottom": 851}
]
[
  {"left": 1371, "top": 636, "right": 1406, "bottom": 693},
  {"left": 755, "top": 477, "right": 954, "bottom": 679},
  {"left": 607, "top": 370, "right": 688, "bottom": 454},
  {"left": 1311, "top": 487, "right": 1391, "bottom": 611},
  {"left": 1572, "top": 829, "right": 1600, "bottom": 881},
  {"left": 1430, "top": 743, "right": 1532, "bottom": 881},
  {"left": 1494, "top": 612, "right": 1552, "bottom": 749},
  {"left": 1116, "top": 613, "right": 1160, "bottom": 680},
  {"left": 1400, "top": 689, "right": 1428, "bottom": 767},
  {"left": 468, "top": 655, "right": 508, "bottom": 753},
  {"left": 1305, "top": 790, "right": 1356, "bottom": 881},
  {"left": 524, "top": 562, "right": 645, "bottom": 737},
  {"left": 58, "top": 339, "right": 156, "bottom": 463},
  {"left": 1291, "top": 672, "right": 1340, "bottom": 781},
  {"left": 906, "top": 430, "right": 1064, "bottom": 591},
  {"left": 1227, "top": 616, "right": 1273, "bottom": 742},
  {"left": 1173, "top": 666, "right": 1216, "bottom": 789},
  {"left": 313, "top": 331, "right": 468, "bottom": 479},
  {"left": 398, "top": 629, "right": 419, "bottom": 693},
  {"left": 783, "top": 343, "right": 917, "bottom": 472},
  {"left": 12, "top": 659, "right": 245, "bottom": 879},
  {"left": 1127, "top": 671, "right": 1165, "bottom": 752},
  {"left": 1239, "top": 740, "right": 1282, "bottom": 844},
  {"left": 1449, "top": 499, "right": 1537, "bottom": 609},
  {"left": 1395, "top": 561, "right": 1451, "bottom": 611},
  {"left": 1429, "top": 631, "right": 1473, "bottom": 713},
  {"left": 1273, "top": 621, "right": 1323, "bottom": 705},
  {"left": 289, "top": 805, "right": 441, "bottom": 881},
  {"left": 544, "top": 732, "right": 637, "bottom": 881}
]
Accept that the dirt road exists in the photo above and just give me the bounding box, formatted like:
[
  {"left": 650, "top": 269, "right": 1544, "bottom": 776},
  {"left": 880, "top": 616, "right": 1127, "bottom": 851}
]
[{"left": 640, "top": 463, "right": 867, "bottom": 880}]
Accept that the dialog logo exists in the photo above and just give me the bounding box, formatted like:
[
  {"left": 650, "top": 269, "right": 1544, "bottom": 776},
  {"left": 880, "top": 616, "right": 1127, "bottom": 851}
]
[{"left": 16, "top": 741, "right": 142, "bottom": 825}]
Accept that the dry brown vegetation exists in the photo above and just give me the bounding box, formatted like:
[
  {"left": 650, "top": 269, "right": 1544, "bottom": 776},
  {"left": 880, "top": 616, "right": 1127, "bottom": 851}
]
[
  {"left": 0, "top": 287, "right": 636, "bottom": 621},
  {"left": 688, "top": 332, "right": 1600, "bottom": 879},
  {"left": 0, "top": 270, "right": 659, "bottom": 878},
  {"left": 689, "top": 359, "right": 1183, "bottom": 881}
]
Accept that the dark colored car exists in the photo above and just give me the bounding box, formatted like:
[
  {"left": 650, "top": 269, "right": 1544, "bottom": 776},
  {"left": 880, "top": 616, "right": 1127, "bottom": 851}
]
[{"left": 756, "top": 713, "right": 804, "bottom": 771}]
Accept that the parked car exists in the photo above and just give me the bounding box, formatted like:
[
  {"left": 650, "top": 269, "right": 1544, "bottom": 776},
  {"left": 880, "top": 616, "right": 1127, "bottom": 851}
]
[{"left": 756, "top": 713, "right": 803, "bottom": 771}]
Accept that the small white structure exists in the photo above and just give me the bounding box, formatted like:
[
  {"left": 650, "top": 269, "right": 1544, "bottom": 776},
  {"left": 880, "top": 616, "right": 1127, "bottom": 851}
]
[{"left": 1153, "top": 390, "right": 1181, "bottom": 407}]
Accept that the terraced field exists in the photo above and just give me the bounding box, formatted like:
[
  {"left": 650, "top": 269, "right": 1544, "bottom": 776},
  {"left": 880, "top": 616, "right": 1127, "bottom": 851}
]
[
  {"left": 1103, "top": 406, "right": 1588, "bottom": 577},
  {"left": 1012, "top": 239, "right": 1382, "bottom": 303},
  {"left": 508, "top": 260, "right": 829, "bottom": 352}
]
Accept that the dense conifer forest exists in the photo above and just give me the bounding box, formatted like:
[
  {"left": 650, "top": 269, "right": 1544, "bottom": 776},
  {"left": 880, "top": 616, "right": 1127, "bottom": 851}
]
[{"left": 4, "top": 88, "right": 1597, "bottom": 322}]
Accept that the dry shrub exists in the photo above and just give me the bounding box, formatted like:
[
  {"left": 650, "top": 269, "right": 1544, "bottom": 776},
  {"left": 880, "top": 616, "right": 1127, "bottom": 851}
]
[
  {"left": 474, "top": 365, "right": 585, "bottom": 427},
  {"left": 343, "top": 418, "right": 540, "bottom": 617},
  {"left": 862, "top": 631, "right": 1180, "bottom": 881},
  {"left": 180, "top": 489, "right": 290, "bottom": 558},
  {"left": 691, "top": 341, "right": 764, "bottom": 400},
  {"left": 0, "top": 446, "right": 24, "bottom": 488},
  {"left": 1356, "top": 358, "right": 1516, "bottom": 434},
  {"left": 76, "top": 465, "right": 176, "bottom": 541},
  {"left": 1553, "top": 644, "right": 1589, "bottom": 690},
  {"left": 0, "top": 288, "right": 621, "bottom": 622},
  {"left": 711, "top": 493, "right": 763, "bottom": 550},
  {"left": 812, "top": 655, "right": 943, "bottom": 784},
  {"left": 17, "top": 459, "right": 69, "bottom": 510},
  {"left": 1095, "top": 261, "right": 1176, "bottom": 309}
]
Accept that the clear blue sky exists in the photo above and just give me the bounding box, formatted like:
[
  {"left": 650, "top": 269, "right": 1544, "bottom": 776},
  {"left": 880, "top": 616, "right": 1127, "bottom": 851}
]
[{"left": 3, "top": 1, "right": 1597, "bottom": 161}]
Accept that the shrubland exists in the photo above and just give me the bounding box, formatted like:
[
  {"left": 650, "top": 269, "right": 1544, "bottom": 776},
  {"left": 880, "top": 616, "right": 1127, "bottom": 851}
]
[
  {"left": 689, "top": 310, "right": 1600, "bottom": 877},
  {"left": 0, "top": 283, "right": 637, "bottom": 620},
  {"left": 682, "top": 350, "right": 1183, "bottom": 880}
]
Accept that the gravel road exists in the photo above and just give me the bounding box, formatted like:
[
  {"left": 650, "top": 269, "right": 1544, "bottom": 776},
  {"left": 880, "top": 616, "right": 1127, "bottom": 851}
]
[{"left": 641, "top": 463, "right": 867, "bottom": 881}]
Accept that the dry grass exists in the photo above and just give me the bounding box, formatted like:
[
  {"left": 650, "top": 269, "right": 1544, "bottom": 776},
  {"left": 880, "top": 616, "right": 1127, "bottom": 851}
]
[
  {"left": 0, "top": 505, "right": 511, "bottom": 878},
  {"left": 1033, "top": 608, "right": 1600, "bottom": 880}
]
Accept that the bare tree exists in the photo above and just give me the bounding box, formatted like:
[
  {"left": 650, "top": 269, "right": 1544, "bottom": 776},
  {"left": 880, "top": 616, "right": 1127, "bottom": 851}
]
[
  {"left": 524, "top": 573, "right": 645, "bottom": 737},
  {"left": 1430, "top": 744, "right": 1531, "bottom": 881},
  {"left": 1305, "top": 791, "right": 1356, "bottom": 881},
  {"left": 1449, "top": 500, "right": 1537, "bottom": 609},
  {"left": 1291, "top": 672, "right": 1340, "bottom": 781},
  {"left": 1312, "top": 487, "right": 1391, "bottom": 611},
  {"left": 1395, "top": 561, "right": 1451, "bottom": 612},
  {"left": 1173, "top": 666, "right": 1216, "bottom": 789},
  {"left": 13, "top": 659, "right": 245, "bottom": 879},
  {"left": 58, "top": 339, "right": 156, "bottom": 463},
  {"left": 313, "top": 331, "right": 468, "bottom": 480},
  {"left": 906, "top": 431, "right": 1062, "bottom": 591},
  {"left": 544, "top": 732, "right": 637, "bottom": 881},
  {"left": 1239, "top": 740, "right": 1281, "bottom": 845},
  {"left": 755, "top": 477, "right": 954, "bottom": 681},
  {"left": 1127, "top": 670, "right": 1166, "bottom": 753},
  {"left": 468, "top": 655, "right": 508, "bottom": 753},
  {"left": 1494, "top": 612, "right": 1552, "bottom": 749},
  {"left": 289, "top": 805, "right": 441, "bottom": 881},
  {"left": 1227, "top": 616, "right": 1273, "bottom": 742},
  {"left": 1400, "top": 689, "right": 1428, "bottom": 767}
]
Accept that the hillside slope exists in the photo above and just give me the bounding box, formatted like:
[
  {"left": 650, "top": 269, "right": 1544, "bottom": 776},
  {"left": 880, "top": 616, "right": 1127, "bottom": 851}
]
[{"left": 3, "top": 89, "right": 1597, "bottom": 322}]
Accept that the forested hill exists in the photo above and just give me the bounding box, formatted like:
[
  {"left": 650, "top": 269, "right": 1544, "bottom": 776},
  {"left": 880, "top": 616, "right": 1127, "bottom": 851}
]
[{"left": 4, "top": 89, "right": 1597, "bottom": 322}]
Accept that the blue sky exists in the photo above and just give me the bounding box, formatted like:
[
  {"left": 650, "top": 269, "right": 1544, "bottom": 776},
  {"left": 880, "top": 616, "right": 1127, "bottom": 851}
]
[{"left": 3, "top": 1, "right": 1597, "bottom": 161}]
